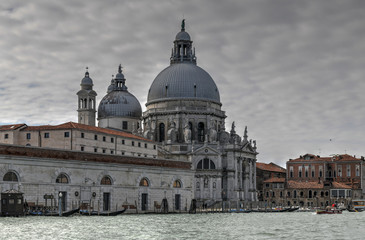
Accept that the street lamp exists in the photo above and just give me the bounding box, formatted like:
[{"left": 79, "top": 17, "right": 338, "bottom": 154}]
[{"left": 58, "top": 192, "right": 63, "bottom": 216}]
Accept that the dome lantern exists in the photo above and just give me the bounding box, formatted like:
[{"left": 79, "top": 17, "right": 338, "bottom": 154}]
[{"left": 171, "top": 19, "right": 196, "bottom": 65}]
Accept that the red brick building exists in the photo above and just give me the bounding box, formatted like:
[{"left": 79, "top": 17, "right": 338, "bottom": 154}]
[
  {"left": 285, "top": 154, "right": 364, "bottom": 207},
  {"left": 256, "top": 162, "right": 286, "bottom": 201}
]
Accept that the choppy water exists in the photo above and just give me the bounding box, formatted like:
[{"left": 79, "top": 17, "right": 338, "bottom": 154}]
[{"left": 0, "top": 212, "right": 364, "bottom": 240}]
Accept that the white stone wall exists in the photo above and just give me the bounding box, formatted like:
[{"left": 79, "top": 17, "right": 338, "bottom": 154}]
[{"left": 0, "top": 154, "right": 193, "bottom": 212}]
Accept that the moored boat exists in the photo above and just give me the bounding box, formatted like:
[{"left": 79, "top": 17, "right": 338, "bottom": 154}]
[
  {"left": 28, "top": 208, "right": 80, "bottom": 217},
  {"left": 79, "top": 208, "right": 126, "bottom": 216},
  {"left": 316, "top": 209, "right": 342, "bottom": 214}
]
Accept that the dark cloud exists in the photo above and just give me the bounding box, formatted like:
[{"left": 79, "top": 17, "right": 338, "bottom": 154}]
[{"left": 0, "top": 0, "right": 364, "bottom": 166}]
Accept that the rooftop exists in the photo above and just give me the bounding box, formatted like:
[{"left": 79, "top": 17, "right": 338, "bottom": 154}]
[
  {"left": 288, "top": 153, "right": 362, "bottom": 163},
  {"left": 256, "top": 162, "right": 286, "bottom": 173},
  {"left": 0, "top": 144, "right": 190, "bottom": 169},
  {"left": 1, "top": 122, "right": 151, "bottom": 142}
]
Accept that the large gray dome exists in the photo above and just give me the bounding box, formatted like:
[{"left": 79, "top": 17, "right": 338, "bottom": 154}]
[
  {"left": 98, "top": 90, "right": 142, "bottom": 119},
  {"left": 147, "top": 63, "right": 220, "bottom": 104}
]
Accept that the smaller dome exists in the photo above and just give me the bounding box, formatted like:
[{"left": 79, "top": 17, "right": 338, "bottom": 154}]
[
  {"left": 81, "top": 71, "right": 93, "bottom": 86},
  {"left": 175, "top": 31, "right": 191, "bottom": 41},
  {"left": 98, "top": 91, "right": 142, "bottom": 119}
]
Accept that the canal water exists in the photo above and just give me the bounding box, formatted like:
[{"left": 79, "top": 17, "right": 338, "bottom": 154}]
[{"left": 0, "top": 212, "right": 364, "bottom": 240}]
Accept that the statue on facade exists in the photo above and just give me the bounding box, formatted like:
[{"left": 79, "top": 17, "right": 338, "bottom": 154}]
[
  {"left": 208, "top": 119, "right": 217, "bottom": 143},
  {"left": 167, "top": 121, "right": 177, "bottom": 144},
  {"left": 183, "top": 123, "right": 191, "bottom": 143}
]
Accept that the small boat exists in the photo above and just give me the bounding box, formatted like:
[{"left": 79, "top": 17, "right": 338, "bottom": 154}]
[
  {"left": 287, "top": 207, "right": 299, "bottom": 212},
  {"left": 79, "top": 208, "right": 126, "bottom": 216},
  {"left": 229, "top": 209, "right": 251, "bottom": 213},
  {"left": 316, "top": 209, "right": 342, "bottom": 214},
  {"left": 28, "top": 208, "right": 80, "bottom": 217}
]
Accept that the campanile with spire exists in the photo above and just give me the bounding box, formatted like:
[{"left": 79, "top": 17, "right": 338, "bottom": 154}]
[{"left": 77, "top": 67, "right": 97, "bottom": 126}]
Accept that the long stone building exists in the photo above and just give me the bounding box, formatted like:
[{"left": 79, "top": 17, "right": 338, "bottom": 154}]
[{"left": 0, "top": 20, "right": 258, "bottom": 212}]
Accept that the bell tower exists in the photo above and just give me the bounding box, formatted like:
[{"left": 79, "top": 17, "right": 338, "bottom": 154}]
[{"left": 77, "top": 67, "right": 97, "bottom": 126}]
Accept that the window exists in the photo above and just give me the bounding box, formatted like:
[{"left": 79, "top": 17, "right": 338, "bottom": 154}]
[
  {"left": 26, "top": 133, "right": 31, "bottom": 140},
  {"left": 305, "top": 166, "right": 308, "bottom": 178},
  {"left": 196, "top": 182, "right": 200, "bottom": 189},
  {"left": 103, "top": 136, "right": 106, "bottom": 142},
  {"left": 319, "top": 166, "right": 323, "bottom": 177},
  {"left": 298, "top": 166, "right": 302, "bottom": 178},
  {"left": 81, "top": 146, "right": 84, "bottom": 151},
  {"left": 347, "top": 165, "right": 351, "bottom": 177},
  {"left": 44, "top": 132, "right": 50, "bottom": 138},
  {"left": 111, "top": 150, "right": 114, "bottom": 154},
  {"left": 111, "top": 137, "right": 114, "bottom": 143},
  {"left": 287, "top": 192, "right": 291, "bottom": 197},
  {"left": 122, "top": 140, "right": 125, "bottom": 145},
  {"left": 144, "top": 143, "right": 147, "bottom": 148},
  {"left": 81, "top": 132, "right": 84, "bottom": 138},
  {"left": 144, "top": 154, "right": 147, "bottom": 157},
  {"left": 289, "top": 167, "right": 293, "bottom": 178},
  {"left": 153, "top": 145, "right": 156, "bottom": 150},
  {"left": 265, "top": 183, "right": 270, "bottom": 188},
  {"left": 356, "top": 165, "right": 360, "bottom": 177},
  {"left": 272, "top": 192, "right": 275, "bottom": 197},
  {"left": 94, "top": 148, "right": 97, "bottom": 153},
  {"left": 198, "top": 122, "right": 205, "bottom": 142},
  {"left": 159, "top": 123, "right": 165, "bottom": 142},
  {"left": 101, "top": 176, "right": 112, "bottom": 185},
  {"left": 173, "top": 180, "right": 182, "bottom": 188},
  {"left": 102, "top": 149, "right": 106, "bottom": 153},
  {"left": 132, "top": 141, "right": 135, "bottom": 146},
  {"left": 56, "top": 174, "right": 69, "bottom": 184},
  {"left": 197, "top": 158, "right": 216, "bottom": 170},
  {"left": 311, "top": 169, "right": 315, "bottom": 178},
  {"left": 122, "top": 121, "right": 128, "bottom": 130},
  {"left": 122, "top": 152, "right": 125, "bottom": 155},
  {"left": 138, "top": 142, "right": 141, "bottom": 147},
  {"left": 139, "top": 178, "right": 149, "bottom": 187},
  {"left": 138, "top": 154, "right": 141, "bottom": 157},
  {"left": 94, "top": 135, "right": 98, "bottom": 140},
  {"left": 293, "top": 190, "right": 297, "bottom": 198},
  {"left": 64, "top": 132, "right": 70, "bottom": 138},
  {"left": 4, "top": 134, "right": 8, "bottom": 139},
  {"left": 3, "top": 172, "right": 18, "bottom": 182}
]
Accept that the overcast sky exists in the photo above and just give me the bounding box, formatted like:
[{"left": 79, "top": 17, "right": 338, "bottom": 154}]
[{"left": 1, "top": 0, "right": 364, "bottom": 166}]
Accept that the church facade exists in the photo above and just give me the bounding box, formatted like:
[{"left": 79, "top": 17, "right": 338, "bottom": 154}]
[{"left": 0, "top": 20, "right": 258, "bottom": 212}]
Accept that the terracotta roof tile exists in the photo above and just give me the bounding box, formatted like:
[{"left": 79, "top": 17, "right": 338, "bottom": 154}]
[
  {"left": 287, "top": 180, "right": 324, "bottom": 189},
  {"left": 0, "top": 124, "right": 26, "bottom": 131},
  {"left": 21, "top": 122, "right": 151, "bottom": 141},
  {"left": 256, "top": 162, "right": 286, "bottom": 173},
  {"left": 263, "top": 177, "right": 286, "bottom": 183},
  {"left": 332, "top": 182, "right": 352, "bottom": 189},
  {"left": 289, "top": 153, "right": 361, "bottom": 162}
]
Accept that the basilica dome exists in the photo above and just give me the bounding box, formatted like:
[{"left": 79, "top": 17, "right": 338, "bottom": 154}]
[
  {"left": 146, "top": 20, "right": 220, "bottom": 105},
  {"left": 98, "top": 65, "right": 142, "bottom": 119},
  {"left": 147, "top": 63, "right": 220, "bottom": 104}
]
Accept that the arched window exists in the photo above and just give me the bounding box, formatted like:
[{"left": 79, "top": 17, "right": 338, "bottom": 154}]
[
  {"left": 56, "top": 173, "right": 69, "bottom": 184},
  {"left": 198, "top": 122, "right": 205, "bottom": 142},
  {"left": 159, "top": 123, "right": 165, "bottom": 142},
  {"left": 196, "top": 158, "right": 216, "bottom": 170},
  {"left": 3, "top": 172, "right": 18, "bottom": 182},
  {"left": 173, "top": 180, "right": 182, "bottom": 188},
  {"left": 101, "top": 176, "right": 112, "bottom": 185},
  {"left": 139, "top": 178, "right": 149, "bottom": 187},
  {"left": 308, "top": 190, "right": 312, "bottom": 198}
]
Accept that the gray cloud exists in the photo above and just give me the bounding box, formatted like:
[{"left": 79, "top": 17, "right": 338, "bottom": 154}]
[{"left": 0, "top": 0, "right": 364, "bottom": 166}]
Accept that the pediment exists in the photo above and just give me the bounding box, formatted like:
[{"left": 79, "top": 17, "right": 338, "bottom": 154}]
[{"left": 190, "top": 145, "right": 220, "bottom": 155}]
